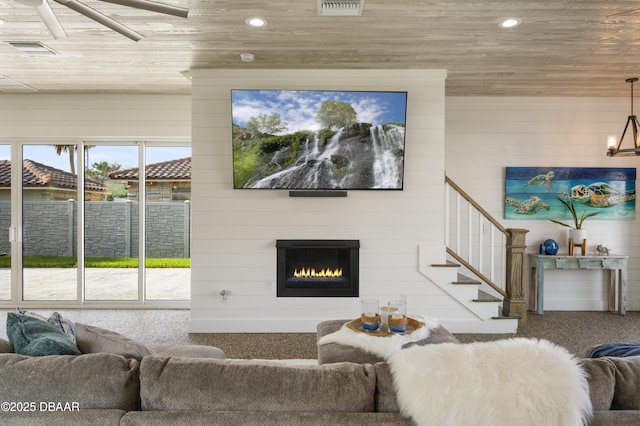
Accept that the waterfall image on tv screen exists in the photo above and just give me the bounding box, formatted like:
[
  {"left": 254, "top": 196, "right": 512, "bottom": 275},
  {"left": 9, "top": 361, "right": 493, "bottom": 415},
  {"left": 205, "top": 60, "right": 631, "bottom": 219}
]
[{"left": 231, "top": 90, "right": 407, "bottom": 190}]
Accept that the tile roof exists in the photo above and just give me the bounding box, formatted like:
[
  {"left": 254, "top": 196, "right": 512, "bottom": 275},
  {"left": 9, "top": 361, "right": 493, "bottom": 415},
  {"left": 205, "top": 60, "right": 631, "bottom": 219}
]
[
  {"left": 109, "top": 157, "right": 191, "bottom": 181},
  {"left": 0, "top": 159, "right": 106, "bottom": 192}
]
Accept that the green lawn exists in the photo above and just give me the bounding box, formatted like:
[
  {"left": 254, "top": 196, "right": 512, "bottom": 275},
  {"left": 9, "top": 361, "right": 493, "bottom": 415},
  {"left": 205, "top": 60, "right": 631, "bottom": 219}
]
[{"left": 0, "top": 256, "right": 189, "bottom": 268}]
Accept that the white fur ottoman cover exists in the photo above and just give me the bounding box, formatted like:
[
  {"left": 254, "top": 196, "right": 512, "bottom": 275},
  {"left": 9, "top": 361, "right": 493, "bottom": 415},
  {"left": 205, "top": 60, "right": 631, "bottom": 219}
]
[{"left": 387, "top": 338, "right": 592, "bottom": 426}]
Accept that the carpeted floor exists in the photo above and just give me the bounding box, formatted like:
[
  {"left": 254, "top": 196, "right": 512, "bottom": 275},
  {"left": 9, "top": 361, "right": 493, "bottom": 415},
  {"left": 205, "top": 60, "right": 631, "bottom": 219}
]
[
  {"left": 191, "top": 311, "right": 640, "bottom": 359},
  {"left": 2, "top": 309, "right": 638, "bottom": 359},
  {"left": 455, "top": 310, "right": 640, "bottom": 358}
]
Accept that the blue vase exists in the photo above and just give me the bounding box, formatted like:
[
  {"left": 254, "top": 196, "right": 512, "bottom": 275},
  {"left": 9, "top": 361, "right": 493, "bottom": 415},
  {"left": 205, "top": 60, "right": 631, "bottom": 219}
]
[{"left": 539, "top": 239, "right": 559, "bottom": 255}]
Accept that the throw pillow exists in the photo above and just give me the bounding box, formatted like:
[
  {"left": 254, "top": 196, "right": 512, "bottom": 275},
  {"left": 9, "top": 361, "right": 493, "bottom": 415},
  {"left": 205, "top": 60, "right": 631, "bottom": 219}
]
[
  {"left": 75, "top": 323, "right": 157, "bottom": 360},
  {"left": 48, "top": 312, "right": 76, "bottom": 342},
  {"left": 6, "top": 312, "right": 82, "bottom": 356},
  {"left": 14, "top": 308, "right": 77, "bottom": 341},
  {"left": 15, "top": 307, "right": 48, "bottom": 322}
]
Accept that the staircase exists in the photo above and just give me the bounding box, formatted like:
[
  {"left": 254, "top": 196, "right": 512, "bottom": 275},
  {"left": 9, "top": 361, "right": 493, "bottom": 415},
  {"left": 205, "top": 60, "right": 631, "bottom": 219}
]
[{"left": 417, "top": 176, "right": 528, "bottom": 334}]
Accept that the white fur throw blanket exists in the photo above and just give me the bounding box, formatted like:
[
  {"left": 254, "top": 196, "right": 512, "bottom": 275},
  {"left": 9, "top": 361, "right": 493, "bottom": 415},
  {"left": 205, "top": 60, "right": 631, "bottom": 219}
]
[{"left": 319, "top": 323, "right": 592, "bottom": 426}]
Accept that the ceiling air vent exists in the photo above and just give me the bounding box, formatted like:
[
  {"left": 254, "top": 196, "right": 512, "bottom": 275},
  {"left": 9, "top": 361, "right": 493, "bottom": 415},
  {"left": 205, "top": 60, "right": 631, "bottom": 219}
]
[
  {"left": 7, "top": 42, "right": 59, "bottom": 56},
  {"left": 318, "top": 0, "right": 365, "bottom": 16}
]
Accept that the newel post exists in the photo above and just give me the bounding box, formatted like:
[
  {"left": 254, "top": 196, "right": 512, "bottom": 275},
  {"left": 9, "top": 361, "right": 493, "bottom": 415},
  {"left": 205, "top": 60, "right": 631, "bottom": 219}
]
[{"left": 503, "top": 228, "right": 528, "bottom": 329}]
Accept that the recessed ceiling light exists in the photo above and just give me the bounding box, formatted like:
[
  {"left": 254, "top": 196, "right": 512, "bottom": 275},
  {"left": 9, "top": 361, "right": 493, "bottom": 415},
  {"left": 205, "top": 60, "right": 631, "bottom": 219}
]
[
  {"left": 0, "top": 19, "right": 6, "bottom": 26},
  {"left": 498, "top": 18, "right": 521, "bottom": 28},
  {"left": 245, "top": 17, "right": 268, "bottom": 27}
]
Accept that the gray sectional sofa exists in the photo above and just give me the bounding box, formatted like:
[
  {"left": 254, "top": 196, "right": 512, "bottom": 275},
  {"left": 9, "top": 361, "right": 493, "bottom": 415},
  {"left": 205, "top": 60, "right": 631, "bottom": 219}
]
[
  {"left": 2, "top": 328, "right": 640, "bottom": 425},
  {"left": 0, "top": 346, "right": 413, "bottom": 425}
]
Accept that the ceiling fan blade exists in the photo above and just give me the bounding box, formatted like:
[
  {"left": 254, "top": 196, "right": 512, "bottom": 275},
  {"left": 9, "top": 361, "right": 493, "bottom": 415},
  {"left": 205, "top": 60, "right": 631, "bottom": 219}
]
[
  {"left": 53, "top": 0, "right": 143, "bottom": 41},
  {"left": 97, "top": 0, "right": 188, "bottom": 18},
  {"left": 13, "top": 0, "right": 67, "bottom": 39},
  {"left": 34, "top": 1, "right": 67, "bottom": 38},
  {"left": 607, "top": 7, "right": 640, "bottom": 18}
]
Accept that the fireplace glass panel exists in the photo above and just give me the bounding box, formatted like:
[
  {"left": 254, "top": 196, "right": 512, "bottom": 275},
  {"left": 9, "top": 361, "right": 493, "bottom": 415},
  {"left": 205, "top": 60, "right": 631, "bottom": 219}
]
[
  {"left": 285, "top": 248, "right": 349, "bottom": 287},
  {"left": 276, "top": 240, "right": 359, "bottom": 297}
]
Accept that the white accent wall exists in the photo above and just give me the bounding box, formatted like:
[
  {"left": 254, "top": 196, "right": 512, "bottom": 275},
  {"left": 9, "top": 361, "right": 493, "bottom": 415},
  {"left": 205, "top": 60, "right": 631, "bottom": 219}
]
[
  {"left": 188, "top": 69, "right": 462, "bottom": 332},
  {"left": 445, "top": 97, "right": 639, "bottom": 312},
  {"left": 0, "top": 94, "right": 190, "bottom": 138}
]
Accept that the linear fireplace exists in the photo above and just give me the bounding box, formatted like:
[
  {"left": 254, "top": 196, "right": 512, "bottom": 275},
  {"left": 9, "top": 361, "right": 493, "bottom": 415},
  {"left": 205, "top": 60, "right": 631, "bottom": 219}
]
[{"left": 276, "top": 240, "right": 359, "bottom": 297}]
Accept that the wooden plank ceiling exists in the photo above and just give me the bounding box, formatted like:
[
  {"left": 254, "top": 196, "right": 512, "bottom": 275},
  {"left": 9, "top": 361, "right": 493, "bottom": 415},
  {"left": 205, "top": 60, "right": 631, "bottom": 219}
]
[{"left": 0, "top": 0, "right": 639, "bottom": 96}]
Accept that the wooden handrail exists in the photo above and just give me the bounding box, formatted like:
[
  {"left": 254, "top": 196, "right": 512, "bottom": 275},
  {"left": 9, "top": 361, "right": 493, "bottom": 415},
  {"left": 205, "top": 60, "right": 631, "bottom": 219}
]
[
  {"left": 445, "top": 175, "right": 507, "bottom": 234},
  {"left": 446, "top": 246, "right": 508, "bottom": 299}
]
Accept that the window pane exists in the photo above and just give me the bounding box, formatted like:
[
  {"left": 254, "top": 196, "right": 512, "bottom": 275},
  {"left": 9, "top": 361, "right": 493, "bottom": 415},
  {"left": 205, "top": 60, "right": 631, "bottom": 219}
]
[
  {"left": 84, "top": 145, "right": 139, "bottom": 300},
  {"left": 0, "top": 145, "right": 10, "bottom": 301},
  {"left": 144, "top": 146, "right": 191, "bottom": 301},
  {"left": 22, "top": 144, "right": 78, "bottom": 301}
]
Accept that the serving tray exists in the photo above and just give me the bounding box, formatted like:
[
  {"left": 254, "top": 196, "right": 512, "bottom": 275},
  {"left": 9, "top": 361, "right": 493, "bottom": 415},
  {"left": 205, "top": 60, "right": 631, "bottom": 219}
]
[{"left": 346, "top": 317, "right": 425, "bottom": 336}]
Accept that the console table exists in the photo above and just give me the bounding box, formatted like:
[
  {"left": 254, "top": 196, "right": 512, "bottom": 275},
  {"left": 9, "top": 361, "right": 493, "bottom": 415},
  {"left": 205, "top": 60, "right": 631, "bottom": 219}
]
[{"left": 529, "top": 254, "right": 628, "bottom": 315}]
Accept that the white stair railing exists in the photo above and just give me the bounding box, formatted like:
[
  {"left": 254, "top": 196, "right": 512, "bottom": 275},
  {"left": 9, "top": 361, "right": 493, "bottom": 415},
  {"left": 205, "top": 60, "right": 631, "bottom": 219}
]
[
  {"left": 445, "top": 175, "right": 529, "bottom": 327},
  {"left": 445, "top": 176, "right": 509, "bottom": 298}
]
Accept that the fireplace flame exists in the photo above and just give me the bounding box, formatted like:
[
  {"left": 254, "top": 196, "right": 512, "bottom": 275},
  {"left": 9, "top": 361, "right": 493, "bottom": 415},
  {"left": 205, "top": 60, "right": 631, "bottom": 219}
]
[{"left": 293, "top": 267, "right": 343, "bottom": 279}]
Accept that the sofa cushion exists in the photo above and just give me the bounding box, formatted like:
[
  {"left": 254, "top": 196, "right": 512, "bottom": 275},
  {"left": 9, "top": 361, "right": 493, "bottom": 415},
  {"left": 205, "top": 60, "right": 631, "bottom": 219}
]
[
  {"left": 150, "top": 343, "right": 224, "bottom": 359},
  {"left": 0, "top": 353, "right": 140, "bottom": 411},
  {"left": 0, "top": 409, "right": 127, "bottom": 426},
  {"left": 0, "top": 338, "right": 11, "bottom": 353},
  {"left": 6, "top": 312, "right": 81, "bottom": 356},
  {"left": 579, "top": 358, "right": 616, "bottom": 411},
  {"left": 121, "top": 411, "right": 415, "bottom": 426},
  {"left": 140, "top": 357, "right": 376, "bottom": 412},
  {"left": 316, "top": 319, "right": 459, "bottom": 364},
  {"left": 609, "top": 356, "right": 640, "bottom": 410},
  {"left": 75, "top": 323, "right": 157, "bottom": 360},
  {"left": 588, "top": 410, "right": 640, "bottom": 426},
  {"left": 374, "top": 362, "right": 400, "bottom": 412}
]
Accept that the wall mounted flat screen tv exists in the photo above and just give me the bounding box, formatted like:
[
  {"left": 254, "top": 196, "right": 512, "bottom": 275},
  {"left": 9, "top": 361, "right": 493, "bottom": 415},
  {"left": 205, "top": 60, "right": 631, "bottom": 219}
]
[{"left": 231, "top": 90, "right": 407, "bottom": 190}]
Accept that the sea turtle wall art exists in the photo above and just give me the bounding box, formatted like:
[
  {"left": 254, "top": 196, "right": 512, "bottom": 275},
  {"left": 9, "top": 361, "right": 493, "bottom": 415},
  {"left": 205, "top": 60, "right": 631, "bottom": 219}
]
[{"left": 505, "top": 167, "right": 636, "bottom": 221}]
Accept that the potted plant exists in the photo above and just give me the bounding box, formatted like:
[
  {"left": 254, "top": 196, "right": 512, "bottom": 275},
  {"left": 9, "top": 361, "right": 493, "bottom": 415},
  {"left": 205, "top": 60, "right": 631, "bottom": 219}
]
[{"left": 549, "top": 195, "right": 599, "bottom": 242}]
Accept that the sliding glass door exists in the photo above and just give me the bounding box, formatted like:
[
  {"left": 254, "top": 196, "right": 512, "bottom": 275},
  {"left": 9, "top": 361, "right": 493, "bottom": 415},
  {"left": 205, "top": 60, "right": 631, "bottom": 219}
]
[{"left": 0, "top": 138, "right": 191, "bottom": 307}]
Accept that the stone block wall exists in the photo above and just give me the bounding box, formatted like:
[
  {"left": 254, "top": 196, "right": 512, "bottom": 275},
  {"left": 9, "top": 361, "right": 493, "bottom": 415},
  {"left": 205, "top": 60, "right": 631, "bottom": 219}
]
[{"left": 0, "top": 200, "right": 190, "bottom": 258}]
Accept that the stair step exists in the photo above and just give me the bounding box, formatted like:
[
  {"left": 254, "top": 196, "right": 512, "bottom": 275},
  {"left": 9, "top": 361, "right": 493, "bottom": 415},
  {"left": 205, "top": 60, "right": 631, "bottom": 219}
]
[
  {"left": 453, "top": 273, "right": 481, "bottom": 285},
  {"left": 430, "top": 260, "right": 460, "bottom": 268},
  {"left": 491, "top": 314, "right": 521, "bottom": 320},
  {"left": 473, "top": 289, "right": 501, "bottom": 303}
]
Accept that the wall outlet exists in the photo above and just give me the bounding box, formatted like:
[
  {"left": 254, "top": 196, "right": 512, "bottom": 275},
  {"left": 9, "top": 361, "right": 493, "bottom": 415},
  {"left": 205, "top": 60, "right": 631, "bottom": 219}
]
[{"left": 264, "top": 279, "right": 272, "bottom": 289}]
